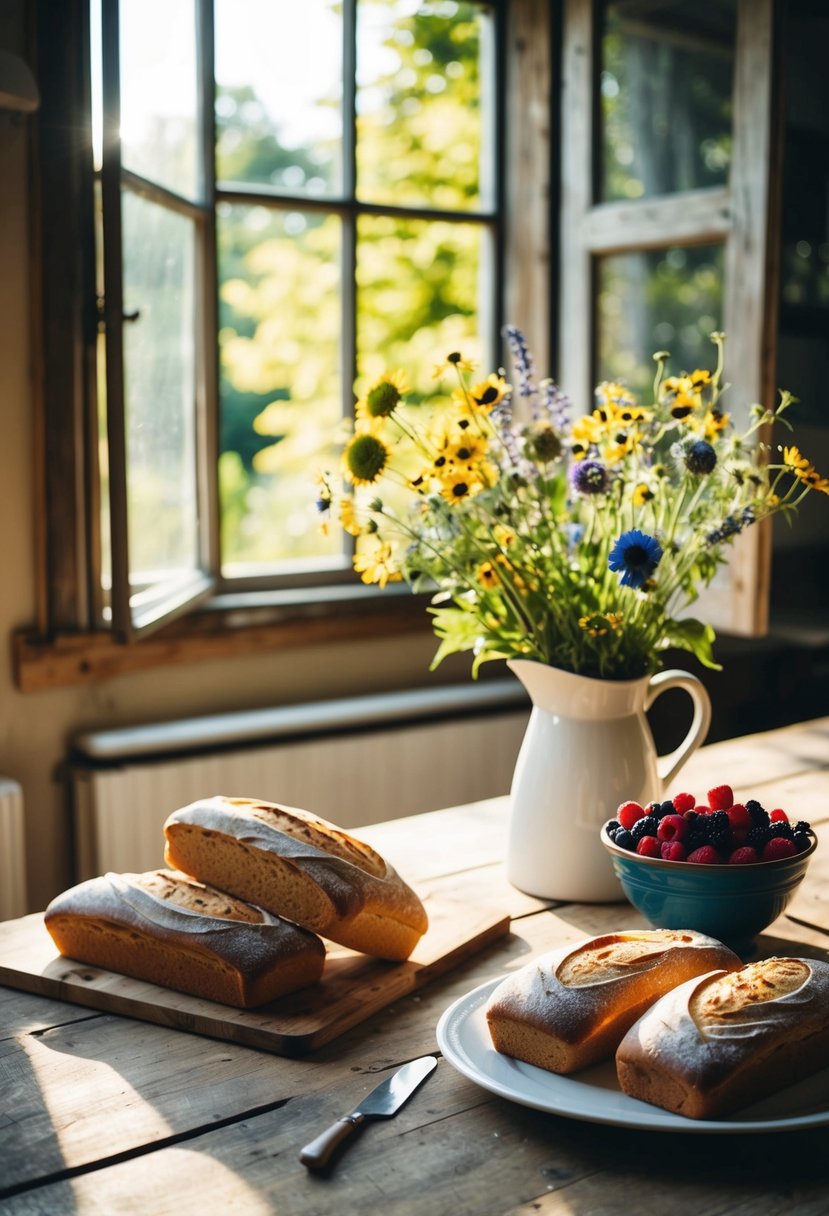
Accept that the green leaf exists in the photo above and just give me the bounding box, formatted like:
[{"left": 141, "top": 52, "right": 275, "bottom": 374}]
[
  {"left": 661, "top": 617, "right": 721, "bottom": 671},
  {"left": 426, "top": 605, "right": 484, "bottom": 669}
]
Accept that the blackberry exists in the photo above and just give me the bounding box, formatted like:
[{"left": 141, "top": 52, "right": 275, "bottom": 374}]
[
  {"left": 687, "top": 829, "right": 710, "bottom": 852},
  {"left": 746, "top": 800, "right": 768, "bottom": 826},
  {"left": 659, "top": 800, "right": 676, "bottom": 818},
  {"left": 746, "top": 824, "right": 772, "bottom": 849},
  {"left": 794, "top": 832, "right": 812, "bottom": 853},
  {"left": 794, "top": 821, "right": 812, "bottom": 836},
  {"left": 631, "top": 818, "right": 658, "bottom": 842},
  {"left": 614, "top": 828, "right": 634, "bottom": 851},
  {"left": 683, "top": 809, "right": 699, "bottom": 823},
  {"left": 606, "top": 819, "right": 621, "bottom": 835},
  {"left": 769, "top": 821, "right": 794, "bottom": 841}
]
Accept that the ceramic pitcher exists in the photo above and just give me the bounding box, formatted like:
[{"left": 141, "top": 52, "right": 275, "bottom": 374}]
[{"left": 506, "top": 659, "right": 712, "bottom": 902}]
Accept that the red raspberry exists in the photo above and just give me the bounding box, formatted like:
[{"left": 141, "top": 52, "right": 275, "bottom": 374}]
[
  {"left": 657, "top": 814, "right": 688, "bottom": 843},
  {"left": 707, "top": 785, "right": 733, "bottom": 810},
  {"left": 687, "top": 845, "right": 723, "bottom": 864},
  {"left": 728, "top": 846, "right": 760, "bottom": 865},
  {"left": 636, "top": 836, "right": 662, "bottom": 858},
  {"left": 726, "top": 803, "right": 752, "bottom": 832},
  {"left": 695, "top": 804, "right": 713, "bottom": 816},
  {"left": 617, "top": 800, "right": 644, "bottom": 831},
  {"left": 770, "top": 808, "right": 789, "bottom": 823},
  {"left": 661, "top": 840, "right": 687, "bottom": 862},
  {"left": 671, "top": 791, "right": 695, "bottom": 814},
  {"left": 762, "top": 837, "right": 797, "bottom": 861}
]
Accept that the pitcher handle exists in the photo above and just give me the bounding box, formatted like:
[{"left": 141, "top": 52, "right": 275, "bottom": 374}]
[{"left": 645, "top": 670, "right": 712, "bottom": 790}]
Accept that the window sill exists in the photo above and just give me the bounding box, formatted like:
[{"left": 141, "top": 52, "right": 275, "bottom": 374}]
[{"left": 14, "top": 586, "right": 432, "bottom": 692}]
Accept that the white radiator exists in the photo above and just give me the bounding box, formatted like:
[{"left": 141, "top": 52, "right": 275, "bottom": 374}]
[
  {"left": 0, "top": 776, "right": 28, "bottom": 920},
  {"left": 69, "top": 682, "right": 529, "bottom": 881}
]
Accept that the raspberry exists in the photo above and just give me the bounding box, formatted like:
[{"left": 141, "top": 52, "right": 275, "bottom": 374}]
[
  {"left": 617, "top": 801, "right": 644, "bottom": 831},
  {"left": 672, "top": 791, "right": 696, "bottom": 814},
  {"left": 661, "top": 840, "right": 687, "bottom": 862},
  {"left": 657, "top": 814, "right": 688, "bottom": 843},
  {"left": 770, "top": 808, "right": 789, "bottom": 823},
  {"left": 762, "top": 837, "right": 797, "bottom": 861},
  {"left": 636, "top": 836, "right": 662, "bottom": 858},
  {"left": 726, "top": 803, "right": 752, "bottom": 832},
  {"left": 695, "top": 804, "right": 712, "bottom": 816},
  {"left": 728, "top": 846, "right": 760, "bottom": 865},
  {"left": 707, "top": 785, "right": 733, "bottom": 811},
  {"left": 687, "top": 845, "right": 723, "bottom": 864}
]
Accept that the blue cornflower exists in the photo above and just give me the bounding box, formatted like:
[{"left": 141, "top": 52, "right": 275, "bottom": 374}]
[
  {"left": 608, "top": 529, "right": 663, "bottom": 588},
  {"left": 569, "top": 459, "right": 611, "bottom": 495}
]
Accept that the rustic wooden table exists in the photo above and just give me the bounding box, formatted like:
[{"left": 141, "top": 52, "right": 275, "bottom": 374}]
[{"left": 2, "top": 716, "right": 828, "bottom": 1215}]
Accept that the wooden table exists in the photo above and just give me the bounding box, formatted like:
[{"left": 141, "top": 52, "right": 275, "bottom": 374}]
[{"left": 2, "top": 716, "right": 829, "bottom": 1215}]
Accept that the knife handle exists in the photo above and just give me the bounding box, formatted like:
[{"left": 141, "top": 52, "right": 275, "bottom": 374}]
[{"left": 299, "top": 1112, "right": 366, "bottom": 1170}]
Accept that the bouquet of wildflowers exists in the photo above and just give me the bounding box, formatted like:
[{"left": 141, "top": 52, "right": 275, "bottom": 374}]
[{"left": 318, "top": 328, "right": 827, "bottom": 680}]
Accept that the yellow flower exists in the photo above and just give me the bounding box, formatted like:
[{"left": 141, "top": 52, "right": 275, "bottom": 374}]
[
  {"left": 432, "top": 352, "right": 477, "bottom": 379},
  {"left": 356, "top": 370, "right": 408, "bottom": 421},
  {"left": 595, "top": 381, "right": 637, "bottom": 410},
  {"left": 476, "top": 561, "right": 500, "bottom": 588},
  {"left": 783, "top": 445, "right": 829, "bottom": 495},
  {"left": 438, "top": 468, "right": 486, "bottom": 505},
  {"left": 632, "top": 482, "right": 655, "bottom": 507},
  {"left": 353, "top": 541, "right": 402, "bottom": 588},
  {"left": 338, "top": 495, "right": 362, "bottom": 536},
  {"left": 579, "top": 612, "right": 624, "bottom": 637},
  {"left": 343, "top": 430, "right": 391, "bottom": 486}
]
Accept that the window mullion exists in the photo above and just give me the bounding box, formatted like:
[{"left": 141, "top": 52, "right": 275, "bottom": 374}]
[
  {"left": 99, "top": 0, "right": 132, "bottom": 640},
  {"left": 198, "top": 0, "right": 221, "bottom": 581},
  {"left": 342, "top": 0, "right": 358, "bottom": 569}
]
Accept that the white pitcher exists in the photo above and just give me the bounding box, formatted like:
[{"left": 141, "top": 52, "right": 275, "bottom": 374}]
[{"left": 506, "top": 659, "right": 712, "bottom": 902}]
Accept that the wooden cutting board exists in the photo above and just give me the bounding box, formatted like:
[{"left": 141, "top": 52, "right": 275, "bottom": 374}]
[{"left": 0, "top": 873, "right": 510, "bottom": 1056}]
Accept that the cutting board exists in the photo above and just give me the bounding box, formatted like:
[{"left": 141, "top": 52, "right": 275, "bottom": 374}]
[{"left": 0, "top": 874, "right": 509, "bottom": 1056}]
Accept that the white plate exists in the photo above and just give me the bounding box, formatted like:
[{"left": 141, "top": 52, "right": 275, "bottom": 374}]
[{"left": 436, "top": 977, "right": 829, "bottom": 1134}]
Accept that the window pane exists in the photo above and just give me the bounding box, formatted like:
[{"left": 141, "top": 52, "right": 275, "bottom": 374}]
[
  {"left": 600, "top": 0, "right": 736, "bottom": 202},
  {"left": 357, "top": 214, "right": 488, "bottom": 381},
  {"left": 215, "top": 0, "right": 342, "bottom": 196},
  {"left": 217, "top": 206, "right": 343, "bottom": 573},
  {"left": 596, "top": 244, "right": 724, "bottom": 400},
  {"left": 356, "top": 0, "right": 492, "bottom": 211},
  {"left": 120, "top": 0, "right": 200, "bottom": 199},
  {"left": 121, "top": 192, "right": 199, "bottom": 590}
]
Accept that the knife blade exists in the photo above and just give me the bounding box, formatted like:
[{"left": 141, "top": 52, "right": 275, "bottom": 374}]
[{"left": 299, "top": 1055, "right": 437, "bottom": 1170}]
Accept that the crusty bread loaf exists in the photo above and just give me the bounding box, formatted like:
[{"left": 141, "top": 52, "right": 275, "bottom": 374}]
[
  {"left": 485, "top": 930, "right": 740, "bottom": 1074},
  {"left": 163, "top": 796, "right": 428, "bottom": 961},
  {"left": 616, "top": 956, "right": 829, "bottom": 1119},
  {"left": 44, "top": 868, "right": 325, "bottom": 1008}
]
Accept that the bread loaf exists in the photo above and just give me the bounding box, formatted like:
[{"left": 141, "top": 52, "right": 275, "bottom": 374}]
[
  {"left": 44, "top": 868, "right": 325, "bottom": 1008},
  {"left": 485, "top": 929, "right": 740, "bottom": 1074},
  {"left": 616, "top": 956, "right": 829, "bottom": 1119},
  {"left": 163, "top": 796, "right": 428, "bottom": 961}
]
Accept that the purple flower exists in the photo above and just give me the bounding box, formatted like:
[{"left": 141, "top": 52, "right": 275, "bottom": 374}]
[{"left": 569, "top": 459, "right": 611, "bottom": 496}]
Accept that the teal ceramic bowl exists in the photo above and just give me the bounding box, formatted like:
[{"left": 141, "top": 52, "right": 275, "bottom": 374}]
[{"left": 600, "top": 823, "right": 817, "bottom": 951}]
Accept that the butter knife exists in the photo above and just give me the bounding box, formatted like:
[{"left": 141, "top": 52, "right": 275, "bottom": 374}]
[{"left": 299, "top": 1055, "right": 437, "bottom": 1170}]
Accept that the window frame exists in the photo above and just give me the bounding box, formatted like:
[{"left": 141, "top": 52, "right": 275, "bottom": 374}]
[{"left": 20, "top": 0, "right": 547, "bottom": 690}]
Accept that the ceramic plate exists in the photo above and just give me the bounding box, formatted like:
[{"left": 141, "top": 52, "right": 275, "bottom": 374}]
[{"left": 436, "top": 977, "right": 829, "bottom": 1134}]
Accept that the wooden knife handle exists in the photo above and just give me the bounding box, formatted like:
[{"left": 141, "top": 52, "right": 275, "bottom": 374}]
[{"left": 299, "top": 1112, "right": 366, "bottom": 1170}]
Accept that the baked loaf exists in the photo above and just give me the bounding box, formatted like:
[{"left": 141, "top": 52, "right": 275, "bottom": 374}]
[
  {"left": 44, "top": 868, "right": 325, "bottom": 1008},
  {"left": 616, "top": 956, "right": 829, "bottom": 1119},
  {"left": 163, "top": 796, "right": 428, "bottom": 961},
  {"left": 485, "top": 929, "right": 740, "bottom": 1074}
]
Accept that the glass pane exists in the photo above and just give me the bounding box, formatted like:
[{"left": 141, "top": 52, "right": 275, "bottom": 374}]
[
  {"left": 120, "top": 0, "right": 200, "bottom": 199},
  {"left": 215, "top": 0, "right": 342, "bottom": 196},
  {"left": 217, "top": 205, "right": 342, "bottom": 573},
  {"left": 356, "top": 0, "right": 492, "bottom": 210},
  {"left": 122, "top": 192, "right": 199, "bottom": 590},
  {"left": 596, "top": 244, "right": 725, "bottom": 400},
  {"left": 600, "top": 0, "right": 736, "bottom": 202}
]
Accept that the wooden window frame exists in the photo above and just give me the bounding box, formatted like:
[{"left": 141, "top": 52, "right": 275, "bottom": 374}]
[
  {"left": 17, "top": 0, "right": 554, "bottom": 691},
  {"left": 558, "top": 0, "right": 783, "bottom": 637}
]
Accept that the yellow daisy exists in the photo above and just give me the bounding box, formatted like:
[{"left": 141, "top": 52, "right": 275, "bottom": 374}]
[
  {"left": 353, "top": 541, "right": 402, "bottom": 588},
  {"left": 783, "top": 446, "right": 829, "bottom": 495},
  {"left": 338, "top": 495, "right": 363, "bottom": 536},
  {"left": 356, "top": 370, "right": 408, "bottom": 421}
]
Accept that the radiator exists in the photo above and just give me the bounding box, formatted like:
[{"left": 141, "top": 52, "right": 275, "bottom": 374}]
[
  {"left": 0, "top": 777, "right": 28, "bottom": 920},
  {"left": 69, "top": 682, "right": 530, "bottom": 881}
]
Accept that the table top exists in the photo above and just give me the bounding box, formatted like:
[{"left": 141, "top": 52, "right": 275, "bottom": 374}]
[{"left": 2, "top": 715, "right": 829, "bottom": 1216}]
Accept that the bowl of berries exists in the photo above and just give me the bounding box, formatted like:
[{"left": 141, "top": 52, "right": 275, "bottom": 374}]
[{"left": 600, "top": 785, "right": 817, "bottom": 949}]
